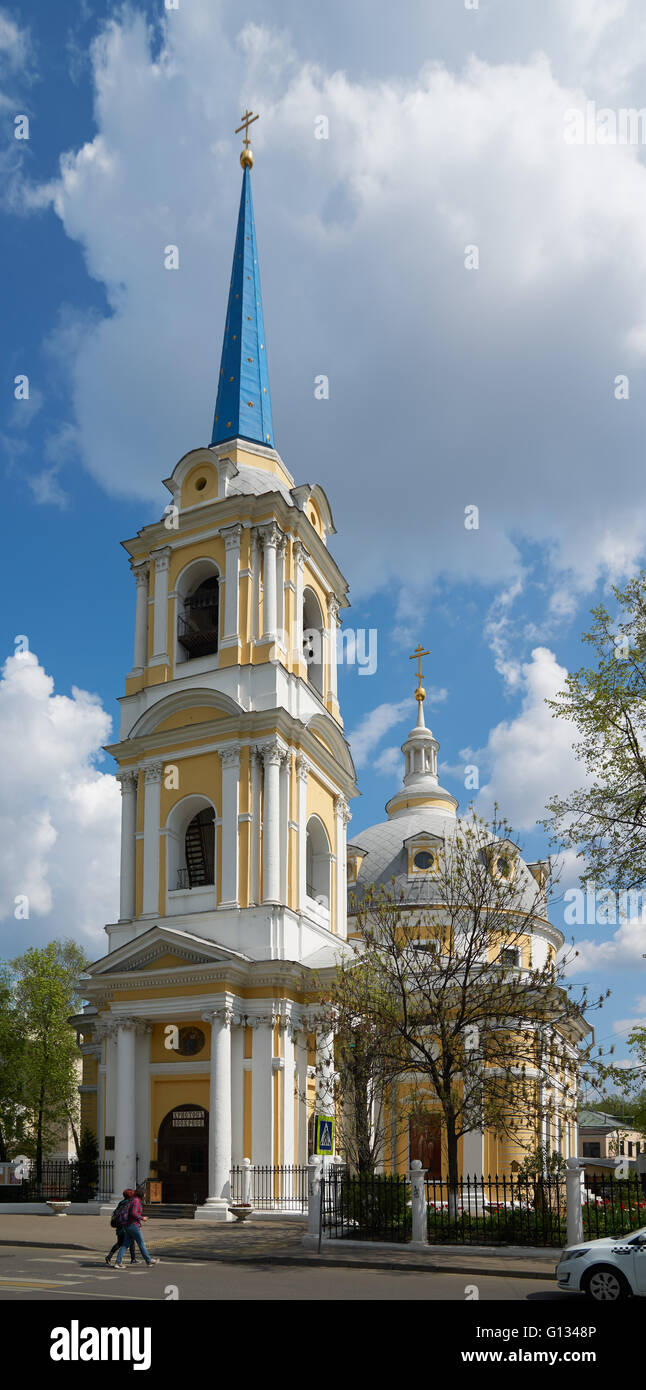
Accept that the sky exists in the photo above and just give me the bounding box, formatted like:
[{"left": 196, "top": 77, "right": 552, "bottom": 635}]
[{"left": 2, "top": 0, "right": 646, "bottom": 1085}]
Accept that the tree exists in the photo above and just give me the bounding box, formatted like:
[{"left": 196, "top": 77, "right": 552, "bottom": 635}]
[
  {"left": 324, "top": 811, "right": 602, "bottom": 1203},
  {"left": 543, "top": 574, "right": 646, "bottom": 891},
  {"left": 0, "top": 965, "right": 28, "bottom": 1161},
  {"left": 76, "top": 1126, "right": 99, "bottom": 1200},
  {"left": 10, "top": 940, "right": 89, "bottom": 1181}
]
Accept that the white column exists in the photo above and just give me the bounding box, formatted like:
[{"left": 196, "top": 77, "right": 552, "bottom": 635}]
[
  {"left": 316, "top": 1027, "right": 335, "bottom": 1120},
  {"left": 221, "top": 524, "right": 242, "bottom": 645},
  {"left": 249, "top": 747, "right": 261, "bottom": 905},
  {"left": 250, "top": 1013, "right": 275, "bottom": 1166},
  {"left": 408, "top": 1160, "right": 428, "bottom": 1245},
  {"left": 131, "top": 562, "right": 149, "bottom": 671},
  {"left": 198, "top": 1005, "right": 236, "bottom": 1221},
  {"left": 283, "top": 1017, "right": 296, "bottom": 1168},
  {"left": 326, "top": 594, "right": 340, "bottom": 704},
  {"left": 116, "top": 771, "right": 138, "bottom": 922},
  {"left": 261, "top": 524, "right": 280, "bottom": 642},
  {"left": 142, "top": 762, "right": 162, "bottom": 916},
  {"left": 231, "top": 1021, "right": 244, "bottom": 1167},
  {"left": 151, "top": 547, "right": 171, "bottom": 663},
  {"left": 334, "top": 794, "right": 350, "bottom": 938},
  {"left": 276, "top": 533, "right": 287, "bottom": 642},
  {"left": 296, "top": 1027, "right": 309, "bottom": 1165},
  {"left": 219, "top": 743, "right": 240, "bottom": 907},
  {"left": 279, "top": 748, "right": 290, "bottom": 904},
  {"left": 296, "top": 752, "right": 310, "bottom": 911},
  {"left": 566, "top": 1157, "right": 584, "bottom": 1246},
  {"left": 261, "top": 741, "right": 282, "bottom": 903},
  {"left": 293, "top": 540, "right": 308, "bottom": 673},
  {"left": 251, "top": 528, "right": 261, "bottom": 643},
  {"left": 114, "top": 1020, "right": 137, "bottom": 1196}
]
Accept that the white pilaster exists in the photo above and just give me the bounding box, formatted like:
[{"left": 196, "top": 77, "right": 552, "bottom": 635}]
[
  {"left": 296, "top": 1028, "right": 309, "bottom": 1165},
  {"left": 261, "top": 524, "right": 280, "bottom": 642},
  {"left": 142, "top": 762, "right": 163, "bottom": 916},
  {"left": 296, "top": 752, "right": 310, "bottom": 911},
  {"left": 279, "top": 748, "right": 290, "bottom": 904},
  {"left": 327, "top": 594, "right": 340, "bottom": 704},
  {"left": 334, "top": 794, "right": 350, "bottom": 938},
  {"left": 198, "top": 1004, "right": 237, "bottom": 1220},
  {"left": 151, "top": 547, "right": 171, "bottom": 663},
  {"left": 218, "top": 743, "right": 240, "bottom": 907},
  {"left": 261, "top": 740, "right": 282, "bottom": 903},
  {"left": 231, "top": 1022, "right": 244, "bottom": 1167},
  {"left": 293, "top": 540, "right": 308, "bottom": 673},
  {"left": 131, "top": 562, "right": 149, "bottom": 671},
  {"left": 250, "top": 1012, "right": 274, "bottom": 1166},
  {"left": 116, "top": 771, "right": 138, "bottom": 922},
  {"left": 282, "top": 1016, "right": 296, "bottom": 1167},
  {"left": 276, "top": 532, "right": 287, "bottom": 640},
  {"left": 114, "top": 1020, "right": 137, "bottom": 1196},
  {"left": 221, "top": 524, "right": 242, "bottom": 645},
  {"left": 249, "top": 747, "right": 261, "bottom": 906},
  {"left": 251, "top": 528, "right": 261, "bottom": 643}
]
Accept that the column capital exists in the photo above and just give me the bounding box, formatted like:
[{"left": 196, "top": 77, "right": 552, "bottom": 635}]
[
  {"left": 221, "top": 522, "right": 243, "bottom": 550},
  {"left": 116, "top": 769, "right": 138, "bottom": 793},
  {"left": 295, "top": 751, "right": 311, "bottom": 783},
  {"left": 131, "top": 560, "right": 149, "bottom": 587},
  {"left": 203, "top": 1005, "right": 242, "bottom": 1029},
  {"left": 100, "top": 1015, "right": 152, "bottom": 1038},
  {"left": 218, "top": 742, "right": 242, "bottom": 771},
  {"left": 327, "top": 593, "right": 341, "bottom": 624},
  {"left": 292, "top": 538, "right": 309, "bottom": 570},
  {"left": 259, "top": 737, "right": 286, "bottom": 768},
  {"left": 334, "top": 793, "right": 351, "bottom": 824},
  {"left": 143, "top": 761, "right": 163, "bottom": 784},
  {"left": 246, "top": 1011, "right": 277, "bottom": 1029},
  {"left": 152, "top": 546, "right": 171, "bottom": 573},
  {"left": 259, "top": 522, "right": 281, "bottom": 550},
  {"left": 277, "top": 532, "right": 288, "bottom": 558}
]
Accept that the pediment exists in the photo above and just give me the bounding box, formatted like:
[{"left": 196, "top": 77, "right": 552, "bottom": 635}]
[{"left": 87, "top": 927, "right": 249, "bottom": 978}]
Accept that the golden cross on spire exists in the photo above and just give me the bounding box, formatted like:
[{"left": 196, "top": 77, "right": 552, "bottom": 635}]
[
  {"left": 410, "top": 643, "right": 430, "bottom": 702},
  {"left": 235, "top": 108, "right": 259, "bottom": 150}
]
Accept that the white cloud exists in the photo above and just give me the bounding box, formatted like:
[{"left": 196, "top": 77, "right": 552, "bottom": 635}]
[
  {"left": 568, "top": 918, "right": 646, "bottom": 975},
  {"left": 474, "top": 646, "right": 585, "bottom": 830},
  {"left": 15, "top": 5, "right": 646, "bottom": 622},
  {"left": 0, "top": 651, "right": 120, "bottom": 948},
  {"left": 347, "top": 699, "right": 411, "bottom": 769}
]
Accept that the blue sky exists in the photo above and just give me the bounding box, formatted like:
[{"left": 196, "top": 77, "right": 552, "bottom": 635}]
[{"left": 2, "top": 0, "right": 646, "bottom": 1084}]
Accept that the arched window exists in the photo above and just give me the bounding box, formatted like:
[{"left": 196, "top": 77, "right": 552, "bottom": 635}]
[
  {"left": 305, "top": 816, "right": 331, "bottom": 908},
  {"left": 183, "top": 807, "right": 215, "bottom": 888},
  {"left": 303, "top": 588, "right": 324, "bottom": 696},
  {"left": 177, "top": 562, "right": 220, "bottom": 663},
  {"left": 166, "top": 796, "right": 217, "bottom": 903}
]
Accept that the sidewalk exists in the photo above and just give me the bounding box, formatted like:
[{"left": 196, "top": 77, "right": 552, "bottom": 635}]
[{"left": 0, "top": 1212, "right": 556, "bottom": 1279}]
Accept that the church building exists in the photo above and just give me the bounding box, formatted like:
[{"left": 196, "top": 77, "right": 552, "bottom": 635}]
[{"left": 74, "top": 119, "right": 356, "bottom": 1217}]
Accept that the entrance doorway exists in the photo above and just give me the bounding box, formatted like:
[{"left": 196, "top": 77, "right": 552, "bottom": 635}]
[
  {"left": 156, "top": 1104, "right": 209, "bottom": 1204},
  {"left": 409, "top": 1113, "right": 442, "bottom": 1178}
]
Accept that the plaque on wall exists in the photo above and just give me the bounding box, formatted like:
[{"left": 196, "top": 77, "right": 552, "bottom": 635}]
[{"left": 104, "top": 1136, "right": 115, "bottom": 1151}]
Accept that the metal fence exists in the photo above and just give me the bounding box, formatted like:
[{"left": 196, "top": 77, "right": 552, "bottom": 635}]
[
  {"left": 229, "top": 1164, "right": 309, "bottom": 1212},
  {"left": 321, "top": 1169, "right": 645, "bottom": 1248},
  {"left": 0, "top": 1160, "right": 114, "bottom": 1203},
  {"left": 582, "top": 1175, "right": 646, "bottom": 1240}
]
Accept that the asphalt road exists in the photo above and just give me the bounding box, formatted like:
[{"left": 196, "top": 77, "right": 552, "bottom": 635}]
[{"left": 0, "top": 1245, "right": 575, "bottom": 1301}]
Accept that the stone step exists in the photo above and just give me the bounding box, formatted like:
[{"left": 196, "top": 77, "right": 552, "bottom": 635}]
[{"left": 142, "top": 1204, "right": 196, "bottom": 1219}]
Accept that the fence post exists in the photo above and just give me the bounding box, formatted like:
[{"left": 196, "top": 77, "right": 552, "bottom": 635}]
[
  {"left": 408, "top": 1159, "right": 428, "bottom": 1246},
  {"left": 565, "top": 1157, "right": 584, "bottom": 1247},
  {"left": 302, "top": 1155, "right": 323, "bottom": 1249},
  {"left": 242, "top": 1158, "right": 253, "bottom": 1207}
]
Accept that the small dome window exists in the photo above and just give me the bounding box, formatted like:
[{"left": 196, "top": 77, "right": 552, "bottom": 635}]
[
  {"left": 413, "top": 850, "right": 434, "bottom": 871},
  {"left": 195, "top": 476, "right": 207, "bottom": 492}
]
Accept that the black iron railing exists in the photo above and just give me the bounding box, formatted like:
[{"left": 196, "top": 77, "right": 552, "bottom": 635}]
[
  {"left": 0, "top": 1159, "right": 114, "bottom": 1203},
  {"left": 322, "top": 1168, "right": 411, "bottom": 1243},
  {"left": 425, "top": 1173, "right": 565, "bottom": 1247},
  {"left": 229, "top": 1164, "right": 308, "bottom": 1211}
]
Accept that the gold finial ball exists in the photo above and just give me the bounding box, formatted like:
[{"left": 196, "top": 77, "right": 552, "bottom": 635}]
[
  {"left": 240, "top": 148, "right": 254, "bottom": 169},
  {"left": 415, "top": 685, "right": 426, "bottom": 703}
]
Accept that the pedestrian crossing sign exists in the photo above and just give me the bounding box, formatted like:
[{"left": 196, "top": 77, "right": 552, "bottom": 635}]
[{"left": 314, "top": 1115, "right": 335, "bottom": 1155}]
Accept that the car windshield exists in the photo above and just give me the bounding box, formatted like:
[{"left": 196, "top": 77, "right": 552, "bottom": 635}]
[{"left": 627, "top": 1227, "right": 646, "bottom": 1243}]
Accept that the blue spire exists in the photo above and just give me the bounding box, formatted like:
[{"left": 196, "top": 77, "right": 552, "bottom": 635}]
[{"left": 211, "top": 165, "right": 274, "bottom": 449}]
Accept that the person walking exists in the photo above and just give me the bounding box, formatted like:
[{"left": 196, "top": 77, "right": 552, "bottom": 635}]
[
  {"left": 105, "top": 1189, "right": 138, "bottom": 1266},
  {"left": 113, "top": 1186, "right": 158, "bottom": 1268}
]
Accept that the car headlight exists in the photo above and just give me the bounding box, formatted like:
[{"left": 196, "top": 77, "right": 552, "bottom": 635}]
[{"left": 562, "top": 1249, "right": 588, "bottom": 1261}]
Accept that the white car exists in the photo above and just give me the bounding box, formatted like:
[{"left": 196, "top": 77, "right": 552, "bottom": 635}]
[{"left": 556, "top": 1226, "right": 646, "bottom": 1300}]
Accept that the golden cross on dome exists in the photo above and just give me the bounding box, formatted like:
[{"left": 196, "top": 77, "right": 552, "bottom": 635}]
[
  {"left": 410, "top": 643, "right": 430, "bottom": 703},
  {"left": 235, "top": 108, "right": 259, "bottom": 151}
]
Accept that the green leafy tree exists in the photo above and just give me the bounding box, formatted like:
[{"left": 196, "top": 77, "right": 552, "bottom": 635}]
[
  {"left": 543, "top": 574, "right": 646, "bottom": 891},
  {"left": 10, "top": 940, "right": 89, "bottom": 1181},
  {"left": 0, "top": 965, "right": 28, "bottom": 1161},
  {"left": 323, "top": 812, "right": 602, "bottom": 1205}
]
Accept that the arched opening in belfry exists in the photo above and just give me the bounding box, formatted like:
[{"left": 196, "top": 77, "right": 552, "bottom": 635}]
[
  {"left": 305, "top": 815, "right": 331, "bottom": 908},
  {"left": 177, "top": 572, "right": 220, "bottom": 660},
  {"left": 182, "top": 807, "right": 215, "bottom": 888},
  {"left": 302, "top": 587, "right": 324, "bottom": 696}
]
